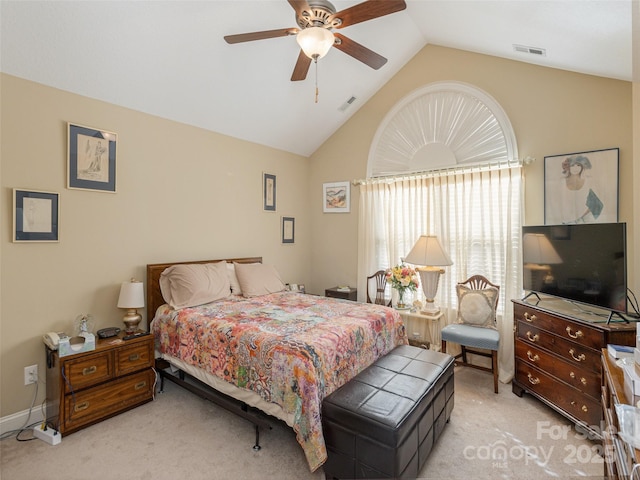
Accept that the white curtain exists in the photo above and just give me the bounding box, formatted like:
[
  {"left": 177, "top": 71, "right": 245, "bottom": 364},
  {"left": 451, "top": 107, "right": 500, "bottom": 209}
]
[{"left": 357, "top": 162, "right": 523, "bottom": 383}]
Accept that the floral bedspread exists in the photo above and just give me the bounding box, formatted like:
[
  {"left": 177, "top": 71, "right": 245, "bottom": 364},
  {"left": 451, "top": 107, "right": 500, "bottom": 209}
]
[{"left": 151, "top": 291, "right": 407, "bottom": 471}]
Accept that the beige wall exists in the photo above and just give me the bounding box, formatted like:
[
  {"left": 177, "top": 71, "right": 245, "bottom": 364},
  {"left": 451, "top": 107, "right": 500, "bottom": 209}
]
[
  {"left": 308, "top": 45, "right": 634, "bottom": 298},
  {"left": 0, "top": 74, "right": 310, "bottom": 416}
]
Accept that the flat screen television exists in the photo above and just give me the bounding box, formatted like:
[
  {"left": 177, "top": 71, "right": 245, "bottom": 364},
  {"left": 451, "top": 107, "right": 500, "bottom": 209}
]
[{"left": 522, "top": 223, "right": 627, "bottom": 315}]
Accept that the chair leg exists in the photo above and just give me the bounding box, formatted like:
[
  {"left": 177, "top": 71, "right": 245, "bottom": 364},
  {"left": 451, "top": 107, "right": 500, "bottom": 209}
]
[
  {"left": 441, "top": 339, "right": 447, "bottom": 353},
  {"left": 492, "top": 350, "right": 498, "bottom": 394},
  {"left": 461, "top": 346, "right": 467, "bottom": 364}
]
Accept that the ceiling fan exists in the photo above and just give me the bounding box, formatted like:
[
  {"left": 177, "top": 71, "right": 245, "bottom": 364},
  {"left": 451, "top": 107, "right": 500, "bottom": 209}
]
[{"left": 224, "top": 0, "right": 407, "bottom": 81}]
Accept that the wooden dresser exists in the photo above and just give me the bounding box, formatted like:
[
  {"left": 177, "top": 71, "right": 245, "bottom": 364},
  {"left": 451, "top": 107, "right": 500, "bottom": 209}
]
[
  {"left": 46, "top": 331, "right": 155, "bottom": 435},
  {"left": 512, "top": 298, "right": 635, "bottom": 436}
]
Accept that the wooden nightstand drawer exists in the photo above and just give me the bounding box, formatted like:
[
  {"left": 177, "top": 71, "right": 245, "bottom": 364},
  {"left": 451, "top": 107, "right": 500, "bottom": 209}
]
[
  {"left": 63, "top": 368, "right": 155, "bottom": 432},
  {"left": 325, "top": 287, "right": 357, "bottom": 301},
  {"left": 116, "top": 339, "right": 153, "bottom": 376},
  {"left": 63, "top": 352, "right": 113, "bottom": 393}
]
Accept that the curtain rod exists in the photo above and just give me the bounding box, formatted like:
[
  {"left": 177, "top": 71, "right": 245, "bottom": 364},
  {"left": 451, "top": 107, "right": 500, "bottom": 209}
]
[{"left": 352, "top": 157, "right": 533, "bottom": 186}]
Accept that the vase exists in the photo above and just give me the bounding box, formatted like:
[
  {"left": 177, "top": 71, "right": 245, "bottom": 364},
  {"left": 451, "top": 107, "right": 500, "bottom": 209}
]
[{"left": 394, "top": 288, "right": 409, "bottom": 309}]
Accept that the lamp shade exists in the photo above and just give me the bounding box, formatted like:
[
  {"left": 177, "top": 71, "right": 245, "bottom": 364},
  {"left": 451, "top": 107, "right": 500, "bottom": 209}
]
[
  {"left": 296, "top": 26, "right": 335, "bottom": 59},
  {"left": 404, "top": 235, "right": 453, "bottom": 267},
  {"left": 523, "top": 233, "right": 562, "bottom": 264},
  {"left": 117, "top": 280, "right": 144, "bottom": 308}
]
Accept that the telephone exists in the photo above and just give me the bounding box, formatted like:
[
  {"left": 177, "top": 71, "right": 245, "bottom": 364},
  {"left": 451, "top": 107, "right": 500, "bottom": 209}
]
[{"left": 43, "top": 332, "right": 68, "bottom": 350}]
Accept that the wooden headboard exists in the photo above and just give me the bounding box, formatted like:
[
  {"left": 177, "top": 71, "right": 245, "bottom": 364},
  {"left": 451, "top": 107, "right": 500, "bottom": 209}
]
[{"left": 145, "top": 257, "right": 262, "bottom": 329}]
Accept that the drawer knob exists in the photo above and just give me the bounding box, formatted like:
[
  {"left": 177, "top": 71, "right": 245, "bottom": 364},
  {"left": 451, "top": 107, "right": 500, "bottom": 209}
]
[
  {"left": 134, "top": 381, "right": 147, "bottom": 391},
  {"left": 74, "top": 401, "right": 89, "bottom": 412},
  {"left": 82, "top": 366, "right": 97, "bottom": 376},
  {"left": 569, "top": 348, "right": 586, "bottom": 362},
  {"left": 523, "top": 312, "right": 537, "bottom": 322},
  {"left": 570, "top": 401, "right": 588, "bottom": 413},
  {"left": 569, "top": 372, "right": 588, "bottom": 385},
  {"left": 565, "top": 326, "right": 584, "bottom": 339},
  {"left": 527, "top": 373, "right": 540, "bottom": 385},
  {"left": 128, "top": 353, "right": 140, "bottom": 362},
  {"left": 527, "top": 351, "right": 539, "bottom": 362},
  {"left": 526, "top": 331, "right": 539, "bottom": 342}
]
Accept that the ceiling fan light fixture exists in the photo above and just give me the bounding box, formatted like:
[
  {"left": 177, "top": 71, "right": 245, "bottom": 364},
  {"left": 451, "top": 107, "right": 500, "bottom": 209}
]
[{"left": 296, "top": 27, "right": 334, "bottom": 59}]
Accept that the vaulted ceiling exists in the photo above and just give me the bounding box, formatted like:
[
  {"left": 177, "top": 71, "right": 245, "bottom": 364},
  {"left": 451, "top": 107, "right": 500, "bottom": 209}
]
[{"left": 1, "top": 1, "right": 634, "bottom": 157}]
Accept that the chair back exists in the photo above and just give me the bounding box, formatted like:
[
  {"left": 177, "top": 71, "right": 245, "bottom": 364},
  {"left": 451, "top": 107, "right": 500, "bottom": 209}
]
[
  {"left": 367, "top": 270, "right": 391, "bottom": 306},
  {"left": 458, "top": 275, "right": 500, "bottom": 305}
]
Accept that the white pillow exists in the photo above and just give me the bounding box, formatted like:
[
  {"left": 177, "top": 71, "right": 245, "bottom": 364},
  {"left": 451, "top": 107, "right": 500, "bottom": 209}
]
[
  {"left": 233, "top": 262, "right": 286, "bottom": 297},
  {"left": 226, "top": 262, "right": 243, "bottom": 295},
  {"left": 160, "top": 261, "right": 230, "bottom": 309},
  {"left": 456, "top": 284, "right": 498, "bottom": 328}
]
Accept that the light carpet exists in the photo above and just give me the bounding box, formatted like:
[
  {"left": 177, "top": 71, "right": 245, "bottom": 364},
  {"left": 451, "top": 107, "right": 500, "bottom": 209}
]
[{"left": 1, "top": 367, "right": 604, "bottom": 479}]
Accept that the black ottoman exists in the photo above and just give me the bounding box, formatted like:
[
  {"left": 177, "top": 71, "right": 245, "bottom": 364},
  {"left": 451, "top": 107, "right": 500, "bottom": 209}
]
[{"left": 322, "top": 345, "right": 455, "bottom": 479}]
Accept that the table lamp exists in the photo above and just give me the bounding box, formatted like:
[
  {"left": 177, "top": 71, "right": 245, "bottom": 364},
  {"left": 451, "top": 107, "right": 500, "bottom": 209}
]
[
  {"left": 117, "top": 279, "right": 144, "bottom": 333},
  {"left": 404, "top": 235, "right": 453, "bottom": 314}
]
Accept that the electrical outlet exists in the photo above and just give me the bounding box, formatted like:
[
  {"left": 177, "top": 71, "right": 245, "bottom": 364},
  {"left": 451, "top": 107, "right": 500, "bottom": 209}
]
[{"left": 24, "top": 365, "right": 38, "bottom": 385}]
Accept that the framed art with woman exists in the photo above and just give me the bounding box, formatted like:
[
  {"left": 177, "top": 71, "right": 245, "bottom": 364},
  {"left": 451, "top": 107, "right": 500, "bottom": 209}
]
[{"left": 544, "top": 148, "right": 619, "bottom": 225}]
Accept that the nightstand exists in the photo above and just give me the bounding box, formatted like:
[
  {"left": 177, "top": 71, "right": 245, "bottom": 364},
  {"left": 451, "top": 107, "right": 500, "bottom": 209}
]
[
  {"left": 325, "top": 287, "right": 357, "bottom": 301},
  {"left": 45, "top": 330, "right": 155, "bottom": 435},
  {"left": 397, "top": 310, "right": 444, "bottom": 351}
]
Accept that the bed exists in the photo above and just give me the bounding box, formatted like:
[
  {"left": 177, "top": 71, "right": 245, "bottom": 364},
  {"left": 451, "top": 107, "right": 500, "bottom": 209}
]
[{"left": 147, "top": 257, "right": 407, "bottom": 472}]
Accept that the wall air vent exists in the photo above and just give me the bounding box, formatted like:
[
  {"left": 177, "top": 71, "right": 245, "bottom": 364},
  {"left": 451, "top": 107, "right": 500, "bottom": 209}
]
[
  {"left": 513, "top": 44, "right": 546, "bottom": 56},
  {"left": 338, "top": 96, "right": 357, "bottom": 113}
]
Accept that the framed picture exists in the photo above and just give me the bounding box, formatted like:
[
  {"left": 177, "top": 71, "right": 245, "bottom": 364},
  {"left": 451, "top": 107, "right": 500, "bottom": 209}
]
[
  {"left": 544, "top": 148, "right": 619, "bottom": 225},
  {"left": 68, "top": 123, "right": 117, "bottom": 192},
  {"left": 323, "top": 181, "right": 350, "bottom": 213},
  {"left": 13, "top": 189, "right": 59, "bottom": 242},
  {"left": 282, "top": 216, "right": 295, "bottom": 244},
  {"left": 263, "top": 173, "right": 276, "bottom": 211}
]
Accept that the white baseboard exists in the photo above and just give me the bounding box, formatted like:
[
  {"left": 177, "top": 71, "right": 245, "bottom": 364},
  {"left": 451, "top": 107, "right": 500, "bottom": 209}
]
[{"left": 0, "top": 407, "right": 45, "bottom": 437}]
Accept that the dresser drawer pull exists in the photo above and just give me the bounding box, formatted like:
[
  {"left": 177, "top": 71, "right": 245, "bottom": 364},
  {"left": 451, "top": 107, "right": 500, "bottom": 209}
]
[
  {"left": 526, "top": 351, "right": 539, "bottom": 362},
  {"left": 74, "top": 401, "right": 89, "bottom": 412},
  {"left": 82, "top": 366, "right": 97, "bottom": 376},
  {"left": 527, "top": 373, "right": 540, "bottom": 385},
  {"left": 526, "top": 331, "right": 539, "bottom": 342},
  {"left": 134, "top": 381, "right": 147, "bottom": 391},
  {"left": 565, "top": 326, "right": 584, "bottom": 339},
  {"left": 569, "top": 372, "right": 587, "bottom": 385},
  {"left": 569, "top": 349, "right": 586, "bottom": 362},
  {"left": 570, "top": 401, "right": 588, "bottom": 413},
  {"left": 523, "top": 312, "right": 537, "bottom": 322},
  {"left": 128, "top": 353, "right": 140, "bottom": 362}
]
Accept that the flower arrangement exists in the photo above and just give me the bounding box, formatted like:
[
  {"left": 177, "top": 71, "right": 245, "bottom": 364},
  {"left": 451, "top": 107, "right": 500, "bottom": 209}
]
[{"left": 386, "top": 264, "right": 419, "bottom": 308}]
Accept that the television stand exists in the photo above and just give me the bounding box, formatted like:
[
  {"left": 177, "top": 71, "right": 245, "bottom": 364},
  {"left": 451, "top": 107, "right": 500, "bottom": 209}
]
[
  {"left": 521, "top": 291, "right": 541, "bottom": 302},
  {"left": 606, "top": 310, "right": 629, "bottom": 324}
]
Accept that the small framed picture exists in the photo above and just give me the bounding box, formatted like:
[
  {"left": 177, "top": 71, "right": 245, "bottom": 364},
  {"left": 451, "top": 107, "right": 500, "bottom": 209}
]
[
  {"left": 13, "top": 189, "right": 59, "bottom": 242},
  {"left": 263, "top": 173, "right": 276, "bottom": 211},
  {"left": 282, "top": 216, "right": 295, "bottom": 244},
  {"left": 323, "top": 181, "right": 350, "bottom": 213},
  {"left": 68, "top": 123, "right": 117, "bottom": 192},
  {"left": 544, "top": 148, "right": 618, "bottom": 224}
]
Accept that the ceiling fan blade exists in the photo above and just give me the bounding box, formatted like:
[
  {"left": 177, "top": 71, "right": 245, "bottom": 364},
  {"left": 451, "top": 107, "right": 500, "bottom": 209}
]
[
  {"left": 224, "top": 28, "right": 298, "bottom": 44},
  {"left": 333, "top": 33, "right": 387, "bottom": 70},
  {"left": 287, "top": 0, "right": 312, "bottom": 17},
  {"left": 328, "top": 0, "right": 406, "bottom": 29},
  {"left": 291, "top": 49, "right": 312, "bottom": 81}
]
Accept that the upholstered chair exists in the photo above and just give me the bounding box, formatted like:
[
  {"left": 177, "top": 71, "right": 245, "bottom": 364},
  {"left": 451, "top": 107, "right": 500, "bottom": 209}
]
[{"left": 441, "top": 275, "right": 500, "bottom": 393}]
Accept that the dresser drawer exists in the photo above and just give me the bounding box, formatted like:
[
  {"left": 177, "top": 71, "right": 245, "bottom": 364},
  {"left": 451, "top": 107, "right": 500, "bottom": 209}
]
[
  {"left": 62, "top": 351, "right": 113, "bottom": 393},
  {"left": 514, "top": 303, "right": 605, "bottom": 350},
  {"left": 515, "top": 360, "right": 601, "bottom": 427},
  {"left": 516, "top": 321, "right": 600, "bottom": 373},
  {"left": 63, "top": 368, "right": 155, "bottom": 432},
  {"left": 116, "top": 340, "right": 153, "bottom": 376},
  {"left": 515, "top": 338, "right": 600, "bottom": 399}
]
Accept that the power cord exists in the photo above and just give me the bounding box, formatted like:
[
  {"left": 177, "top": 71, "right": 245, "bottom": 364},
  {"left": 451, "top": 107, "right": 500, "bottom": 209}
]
[{"left": 0, "top": 377, "right": 40, "bottom": 441}]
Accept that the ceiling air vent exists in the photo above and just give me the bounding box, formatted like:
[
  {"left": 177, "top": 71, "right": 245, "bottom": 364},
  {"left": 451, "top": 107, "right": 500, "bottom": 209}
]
[
  {"left": 513, "top": 44, "right": 546, "bottom": 56},
  {"left": 338, "top": 96, "right": 357, "bottom": 113}
]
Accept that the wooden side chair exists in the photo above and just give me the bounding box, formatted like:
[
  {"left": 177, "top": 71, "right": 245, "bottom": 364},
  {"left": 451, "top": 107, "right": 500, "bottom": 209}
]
[
  {"left": 366, "top": 270, "right": 391, "bottom": 306},
  {"left": 441, "top": 275, "right": 500, "bottom": 393}
]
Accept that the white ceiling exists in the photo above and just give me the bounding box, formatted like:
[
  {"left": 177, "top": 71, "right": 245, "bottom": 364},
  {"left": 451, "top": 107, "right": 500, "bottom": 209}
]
[{"left": 0, "top": 1, "right": 634, "bottom": 157}]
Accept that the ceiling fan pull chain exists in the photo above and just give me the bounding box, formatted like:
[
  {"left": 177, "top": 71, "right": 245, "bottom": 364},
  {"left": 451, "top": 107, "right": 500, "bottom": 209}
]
[{"left": 314, "top": 57, "right": 319, "bottom": 104}]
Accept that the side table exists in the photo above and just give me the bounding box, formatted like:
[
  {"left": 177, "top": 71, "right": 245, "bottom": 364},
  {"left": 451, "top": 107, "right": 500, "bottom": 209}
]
[
  {"left": 325, "top": 287, "right": 357, "bottom": 301},
  {"left": 397, "top": 310, "right": 444, "bottom": 351}
]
